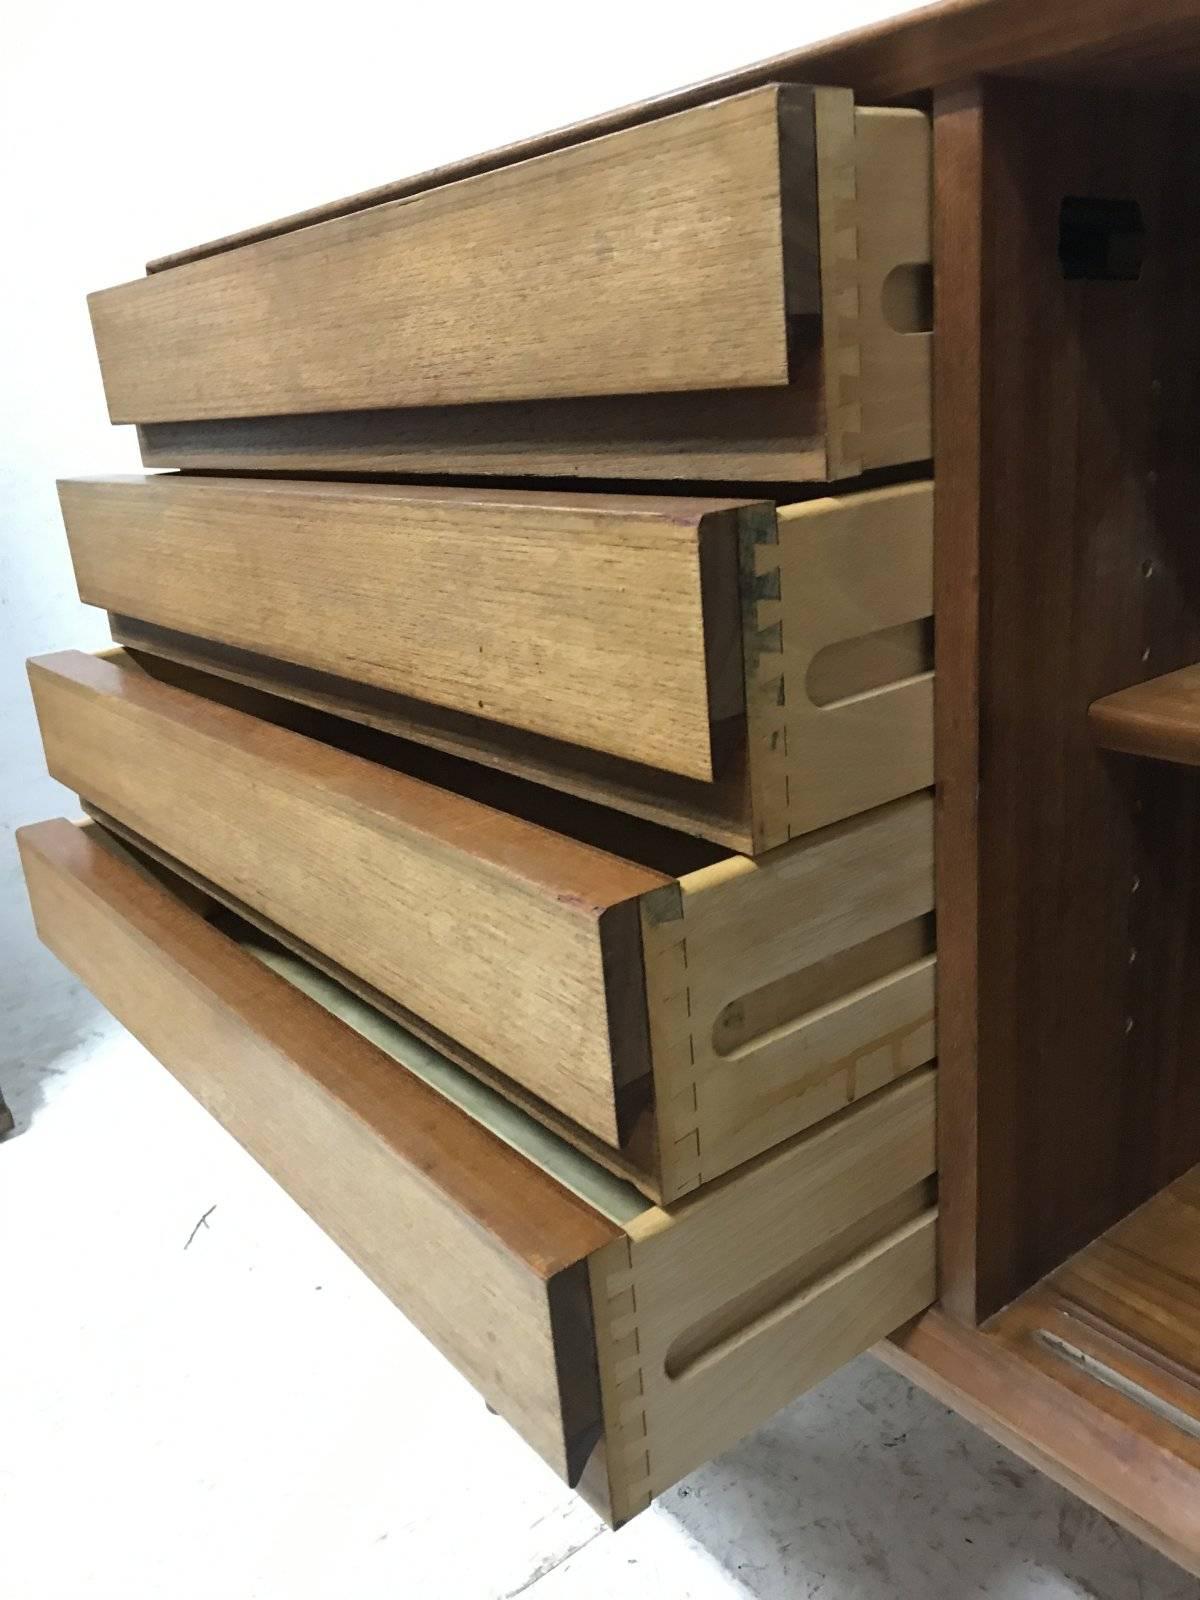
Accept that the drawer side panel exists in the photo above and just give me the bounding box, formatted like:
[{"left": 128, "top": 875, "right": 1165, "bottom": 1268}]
[{"left": 593, "top": 1069, "right": 938, "bottom": 1519}]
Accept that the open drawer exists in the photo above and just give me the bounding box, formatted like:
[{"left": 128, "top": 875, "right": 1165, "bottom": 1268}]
[
  {"left": 17, "top": 817, "right": 937, "bottom": 1524},
  {"left": 90, "top": 88, "right": 931, "bottom": 483},
  {"left": 60, "top": 475, "right": 933, "bottom": 843},
  {"left": 28, "top": 648, "right": 936, "bottom": 1202}
]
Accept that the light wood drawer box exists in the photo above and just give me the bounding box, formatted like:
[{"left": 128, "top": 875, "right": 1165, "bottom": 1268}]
[
  {"left": 91, "top": 87, "right": 931, "bottom": 484},
  {"left": 27, "top": 648, "right": 936, "bottom": 1203},
  {"left": 17, "top": 816, "right": 937, "bottom": 1524},
  {"left": 63, "top": 476, "right": 933, "bottom": 851}
]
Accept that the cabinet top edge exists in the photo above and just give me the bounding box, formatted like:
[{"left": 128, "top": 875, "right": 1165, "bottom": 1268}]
[{"left": 144, "top": 0, "right": 1200, "bottom": 278}]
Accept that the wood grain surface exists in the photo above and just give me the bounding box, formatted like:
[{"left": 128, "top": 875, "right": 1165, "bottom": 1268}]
[
  {"left": 27, "top": 650, "right": 664, "bottom": 1146},
  {"left": 17, "top": 817, "right": 617, "bottom": 1484},
  {"left": 60, "top": 474, "right": 752, "bottom": 781},
  {"left": 92, "top": 87, "right": 816, "bottom": 425}
]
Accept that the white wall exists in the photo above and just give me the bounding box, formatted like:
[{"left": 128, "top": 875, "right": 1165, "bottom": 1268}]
[{"left": 0, "top": 0, "right": 927, "bottom": 1077}]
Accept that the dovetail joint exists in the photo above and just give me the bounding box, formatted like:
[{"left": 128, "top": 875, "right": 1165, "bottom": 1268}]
[
  {"left": 660, "top": 922, "right": 703, "bottom": 1198},
  {"left": 816, "top": 94, "right": 864, "bottom": 478},
  {"left": 739, "top": 505, "right": 790, "bottom": 852},
  {"left": 593, "top": 1238, "right": 655, "bottom": 1518}
]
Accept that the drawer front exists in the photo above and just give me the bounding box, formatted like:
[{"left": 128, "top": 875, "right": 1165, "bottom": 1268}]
[
  {"left": 90, "top": 86, "right": 818, "bottom": 424},
  {"left": 27, "top": 649, "right": 660, "bottom": 1147},
  {"left": 60, "top": 475, "right": 751, "bottom": 782},
  {"left": 97, "top": 96, "right": 930, "bottom": 484},
  {"left": 19, "top": 816, "right": 937, "bottom": 1523},
  {"left": 16, "top": 817, "right": 616, "bottom": 1486}
]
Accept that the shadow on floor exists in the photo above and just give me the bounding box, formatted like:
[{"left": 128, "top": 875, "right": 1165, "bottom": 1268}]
[
  {"left": 653, "top": 1355, "right": 1191, "bottom": 1600},
  {"left": 0, "top": 973, "right": 110, "bottom": 1137}
]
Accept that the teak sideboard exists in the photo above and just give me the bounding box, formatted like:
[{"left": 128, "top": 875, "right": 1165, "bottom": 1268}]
[{"left": 20, "top": 0, "right": 1200, "bottom": 1570}]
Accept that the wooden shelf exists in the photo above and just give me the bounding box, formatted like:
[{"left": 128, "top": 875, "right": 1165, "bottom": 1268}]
[
  {"left": 880, "top": 1165, "right": 1200, "bottom": 1575},
  {"left": 1090, "top": 665, "right": 1200, "bottom": 765}
]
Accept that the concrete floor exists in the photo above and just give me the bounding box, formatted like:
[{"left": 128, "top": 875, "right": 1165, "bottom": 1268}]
[{"left": 2, "top": 989, "right": 1196, "bottom": 1600}]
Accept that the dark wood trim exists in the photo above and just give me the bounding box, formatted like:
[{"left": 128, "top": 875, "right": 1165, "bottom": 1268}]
[{"left": 930, "top": 82, "right": 983, "bottom": 1325}]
